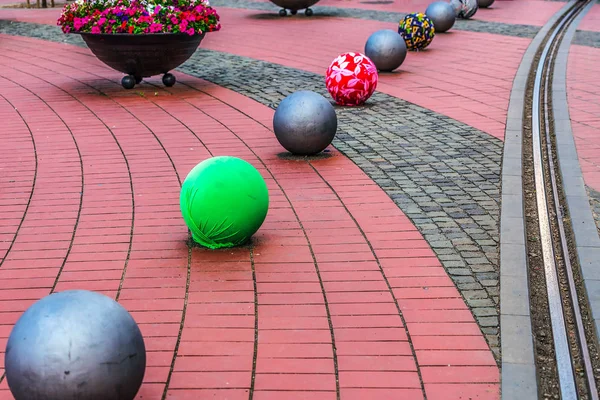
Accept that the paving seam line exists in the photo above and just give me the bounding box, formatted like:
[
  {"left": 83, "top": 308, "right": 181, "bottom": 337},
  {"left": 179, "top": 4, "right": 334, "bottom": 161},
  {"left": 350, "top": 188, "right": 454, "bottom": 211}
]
[
  {"left": 499, "top": 1, "right": 576, "bottom": 398},
  {"left": 551, "top": 0, "right": 600, "bottom": 346}
]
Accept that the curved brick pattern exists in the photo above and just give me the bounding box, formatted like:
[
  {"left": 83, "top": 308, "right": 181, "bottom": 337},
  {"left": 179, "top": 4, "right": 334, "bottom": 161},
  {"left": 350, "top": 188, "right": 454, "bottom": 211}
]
[
  {"left": 0, "top": 72, "right": 84, "bottom": 380},
  {"left": 0, "top": 33, "right": 499, "bottom": 398},
  {"left": 0, "top": 17, "right": 529, "bottom": 140},
  {"left": 0, "top": 93, "right": 35, "bottom": 267},
  {"left": 0, "top": 20, "right": 504, "bottom": 356},
  {"left": 0, "top": 42, "right": 193, "bottom": 398}
]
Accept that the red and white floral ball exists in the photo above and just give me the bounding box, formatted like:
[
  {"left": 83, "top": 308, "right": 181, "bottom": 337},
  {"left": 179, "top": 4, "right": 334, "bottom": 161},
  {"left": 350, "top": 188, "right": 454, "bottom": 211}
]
[{"left": 325, "top": 52, "right": 378, "bottom": 106}]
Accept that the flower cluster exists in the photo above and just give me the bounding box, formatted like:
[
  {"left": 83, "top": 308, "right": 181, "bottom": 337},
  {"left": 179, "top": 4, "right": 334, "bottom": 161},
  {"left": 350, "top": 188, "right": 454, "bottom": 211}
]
[{"left": 57, "top": 0, "right": 220, "bottom": 35}]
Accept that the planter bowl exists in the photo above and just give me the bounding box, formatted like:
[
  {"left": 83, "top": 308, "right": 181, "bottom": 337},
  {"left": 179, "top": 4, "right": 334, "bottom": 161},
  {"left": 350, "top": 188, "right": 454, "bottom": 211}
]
[
  {"left": 78, "top": 32, "right": 205, "bottom": 89},
  {"left": 268, "top": 0, "right": 320, "bottom": 16}
]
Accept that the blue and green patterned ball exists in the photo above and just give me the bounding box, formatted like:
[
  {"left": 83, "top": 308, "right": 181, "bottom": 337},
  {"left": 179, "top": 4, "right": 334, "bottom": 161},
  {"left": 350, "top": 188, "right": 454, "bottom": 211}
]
[{"left": 398, "top": 13, "right": 435, "bottom": 51}]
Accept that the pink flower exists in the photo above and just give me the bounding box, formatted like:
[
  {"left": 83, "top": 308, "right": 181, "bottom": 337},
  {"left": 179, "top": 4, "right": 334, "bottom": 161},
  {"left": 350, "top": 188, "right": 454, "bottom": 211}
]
[
  {"left": 98, "top": 17, "right": 106, "bottom": 25},
  {"left": 186, "top": 27, "right": 194, "bottom": 35},
  {"left": 148, "top": 22, "right": 162, "bottom": 33},
  {"left": 91, "top": 26, "right": 101, "bottom": 34},
  {"left": 73, "top": 17, "right": 85, "bottom": 30}
]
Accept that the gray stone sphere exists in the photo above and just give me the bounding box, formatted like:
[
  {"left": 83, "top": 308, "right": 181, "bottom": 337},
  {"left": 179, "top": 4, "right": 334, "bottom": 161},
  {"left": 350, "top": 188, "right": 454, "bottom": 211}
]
[
  {"left": 425, "top": 1, "right": 456, "bottom": 33},
  {"left": 273, "top": 90, "right": 337, "bottom": 155},
  {"left": 477, "top": 0, "right": 494, "bottom": 8},
  {"left": 5, "top": 290, "right": 146, "bottom": 400},
  {"left": 451, "top": 0, "right": 478, "bottom": 19},
  {"left": 364, "top": 29, "right": 408, "bottom": 72}
]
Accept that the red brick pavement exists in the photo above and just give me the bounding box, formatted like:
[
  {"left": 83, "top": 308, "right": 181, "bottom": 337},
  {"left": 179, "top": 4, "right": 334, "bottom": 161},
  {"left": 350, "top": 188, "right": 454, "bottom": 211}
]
[
  {"left": 0, "top": 6, "right": 530, "bottom": 139},
  {"left": 255, "top": 0, "right": 565, "bottom": 27},
  {"left": 567, "top": 4, "right": 600, "bottom": 192},
  {"left": 203, "top": 7, "right": 529, "bottom": 139},
  {"left": 577, "top": 1, "right": 600, "bottom": 32},
  {"left": 0, "top": 34, "right": 499, "bottom": 399}
]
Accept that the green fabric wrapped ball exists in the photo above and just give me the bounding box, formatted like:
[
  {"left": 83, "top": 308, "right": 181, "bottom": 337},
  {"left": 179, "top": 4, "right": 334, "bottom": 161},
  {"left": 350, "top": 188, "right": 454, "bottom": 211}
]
[{"left": 180, "top": 156, "right": 269, "bottom": 249}]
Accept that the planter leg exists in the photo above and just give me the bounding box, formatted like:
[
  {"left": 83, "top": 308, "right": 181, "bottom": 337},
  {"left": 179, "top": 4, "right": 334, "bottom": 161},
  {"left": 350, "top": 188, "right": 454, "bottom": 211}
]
[
  {"left": 135, "top": 76, "right": 143, "bottom": 84},
  {"left": 290, "top": 9, "right": 297, "bottom": 15},
  {"left": 279, "top": 8, "right": 286, "bottom": 16},
  {"left": 162, "top": 73, "right": 176, "bottom": 87},
  {"left": 121, "top": 75, "right": 136, "bottom": 90},
  {"left": 305, "top": 8, "right": 313, "bottom": 16}
]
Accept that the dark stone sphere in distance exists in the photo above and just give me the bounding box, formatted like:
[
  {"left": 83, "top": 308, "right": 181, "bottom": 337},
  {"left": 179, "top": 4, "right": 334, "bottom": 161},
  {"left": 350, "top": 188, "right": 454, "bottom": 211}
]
[
  {"left": 273, "top": 90, "right": 338, "bottom": 155},
  {"left": 477, "top": 0, "right": 494, "bottom": 8},
  {"left": 364, "top": 29, "right": 408, "bottom": 72},
  {"left": 5, "top": 290, "right": 146, "bottom": 400},
  {"left": 425, "top": 1, "right": 456, "bottom": 33}
]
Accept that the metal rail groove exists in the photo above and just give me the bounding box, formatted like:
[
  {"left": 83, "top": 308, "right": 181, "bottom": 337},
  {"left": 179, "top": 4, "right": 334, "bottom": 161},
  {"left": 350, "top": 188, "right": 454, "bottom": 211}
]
[{"left": 531, "top": 1, "right": 598, "bottom": 398}]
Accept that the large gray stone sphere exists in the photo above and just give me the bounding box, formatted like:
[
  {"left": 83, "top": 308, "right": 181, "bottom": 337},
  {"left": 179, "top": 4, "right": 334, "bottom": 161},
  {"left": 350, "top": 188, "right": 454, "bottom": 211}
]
[
  {"left": 273, "top": 90, "right": 337, "bottom": 155},
  {"left": 425, "top": 1, "right": 456, "bottom": 33},
  {"left": 5, "top": 290, "right": 146, "bottom": 400},
  {"left": 477, "top": 0, "right": 494, "bottom": 8},
  {"left": 364, "top": 29, "right": 408, "bottom": 72}
]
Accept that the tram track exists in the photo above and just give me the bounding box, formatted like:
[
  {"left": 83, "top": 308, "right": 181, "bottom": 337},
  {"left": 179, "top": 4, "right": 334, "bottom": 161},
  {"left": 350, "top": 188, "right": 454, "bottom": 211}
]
[{"left": 522, "top": 0, "right": 600, "bottom": 398}]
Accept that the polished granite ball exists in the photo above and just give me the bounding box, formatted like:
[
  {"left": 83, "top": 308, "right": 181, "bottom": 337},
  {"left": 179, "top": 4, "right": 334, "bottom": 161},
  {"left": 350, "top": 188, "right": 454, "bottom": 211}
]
[
  {"left": 451, "top": 0, "right": 478, "bottom": 19},
  {"left": 273, "top": 90, "right": 338, "bottom": 155},
  {"left": 5, "top": 290, "right": 146, "bottom": 400},
  {"left": 425, "top": 1, "right": 456, "bottom": 33},
  {"left": 365, "top": 29, "right": 408, "bottom": 71},
  {"left": 477, "top": 0, "right": 494, "bottom": 8}
]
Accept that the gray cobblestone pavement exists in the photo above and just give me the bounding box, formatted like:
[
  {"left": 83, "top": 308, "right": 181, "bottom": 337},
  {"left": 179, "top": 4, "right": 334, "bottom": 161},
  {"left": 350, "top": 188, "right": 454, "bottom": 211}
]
[
  {"left": 0, "top": 20, "right": 504, "bottom": 357},
  {"left": 573, "top": 29, "right": 600, "bottom": 48}
]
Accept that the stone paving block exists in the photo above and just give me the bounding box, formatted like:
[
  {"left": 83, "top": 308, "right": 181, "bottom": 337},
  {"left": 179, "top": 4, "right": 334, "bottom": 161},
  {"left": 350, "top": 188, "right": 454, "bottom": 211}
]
[
  {"left": 585, "top": 279, "right": 600, "bottom": 321},
  {"left": 500, "top": 244, "right": 528, "bottom": 278},
  {"left": 501, "top": 194, "right": 524, "bottom": 219},
  {"left": 566, "top": 195, "right": 600, "bottom": 248},
  {"left": 500, "top": 276, "right": 530, "bottom": 316},
  {"left": 499, "top": 216, "right": 525, "bottom": 246},
  {"left": 501, "top": 363, "right": 537, "bottom": 400}
]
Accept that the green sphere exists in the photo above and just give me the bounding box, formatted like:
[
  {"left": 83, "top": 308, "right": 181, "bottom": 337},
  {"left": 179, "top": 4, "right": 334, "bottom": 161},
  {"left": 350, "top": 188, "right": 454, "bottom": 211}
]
[{"left": 180, "top": 156, "right": 269, "bottom": 249}]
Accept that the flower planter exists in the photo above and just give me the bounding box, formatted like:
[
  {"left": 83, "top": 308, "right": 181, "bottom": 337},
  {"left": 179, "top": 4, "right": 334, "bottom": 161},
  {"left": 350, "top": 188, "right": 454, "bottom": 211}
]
[
  {"left": 268, "top": 0, "right": 320, "bottom": 16},
  {"left": 78, "top": 32, "right": 205, "bottom": 89}
]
